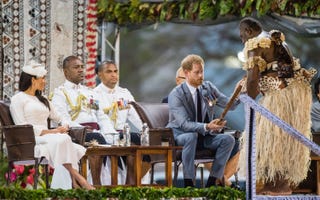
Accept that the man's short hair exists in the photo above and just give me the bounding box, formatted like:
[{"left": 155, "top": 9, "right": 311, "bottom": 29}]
[
  {"left": 96, "top": 60, "right": 116, "bottom": 74},
  {"left": 181, "top": 54, "right": 204, "bottom": 71},
  {"left": 62, "top": 55, "right": 81, "bottom": 69},
  {"left": 240, "top": 17, "right": 262, "bottom": 32}
]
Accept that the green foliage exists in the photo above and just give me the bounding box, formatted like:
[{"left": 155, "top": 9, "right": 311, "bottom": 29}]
[
  {"left": 0, "top": 186, "right": 246, "bottom": 200},
  {"left": 0, "top": 154, "right": 7, "bottom": 186},
  {"left": 219, "top": 0, "right": 236, "bottom": 16},
  {"left": 199, "top": 0, "right": 216, "bottom": 20},
  {"left": 97, "top": 0, "right": 320, "bottom": 26}
]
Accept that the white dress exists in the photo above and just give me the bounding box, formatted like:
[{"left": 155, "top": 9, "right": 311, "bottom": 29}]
[{"left": 10, "top": 92, "right": 86, "bottom": 189}]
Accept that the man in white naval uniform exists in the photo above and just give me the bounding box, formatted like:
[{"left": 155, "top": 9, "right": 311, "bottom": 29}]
[
  {"left": 94, "top": 60, "right": 150, "bottom": 184},
  {"left": 51, "top": 55, "right": 123, "bottom": 186}
]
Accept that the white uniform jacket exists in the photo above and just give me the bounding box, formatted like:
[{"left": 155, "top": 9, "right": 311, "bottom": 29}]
[
  {"left": 51, "top": 80, "right": 117, "bottom": 143},
  {"left": 94, "top": 83, "right": 143, "bottom": 131}
]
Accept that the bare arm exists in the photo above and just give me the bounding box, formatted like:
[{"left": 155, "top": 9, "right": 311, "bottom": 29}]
[
  {"left": 247, "top": 65, "right": 260, "bottom": 99},
  {"left": 246, "top": 50, "right": 263, "bottom": 99}
]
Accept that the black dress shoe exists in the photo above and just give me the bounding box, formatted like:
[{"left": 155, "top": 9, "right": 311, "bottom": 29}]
[
  {"left": 205, "top": 176, "right": 217, "bottom": 188},
  {"left": 230, "top": 183, "right": 241, "bottom": 190},
  {"left": 184, "top": 179, "right": 194, "bottom": 187}
]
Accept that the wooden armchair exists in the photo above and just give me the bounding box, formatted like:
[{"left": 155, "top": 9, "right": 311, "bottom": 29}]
[
  {"left": 0, "top": 100, "right": 87, "bottom": 189},
  {"left": 0, "top": 100, "right": 49, "bottom": 189},
  {"left": 130, "top": 101, "right": 216, "bottom": 186}
]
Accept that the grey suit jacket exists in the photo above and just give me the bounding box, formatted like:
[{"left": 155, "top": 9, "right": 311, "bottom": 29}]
[
  {"left": 167, "top": 81, "right": 239, "bottom": 136},
  {"left": 311, "top": 101, "right": 320, "bottom": 132}
]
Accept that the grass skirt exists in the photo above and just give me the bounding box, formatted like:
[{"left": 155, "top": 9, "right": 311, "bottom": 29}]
[{"left": 255, "top": 80, "right": 312, "bottom": 185}]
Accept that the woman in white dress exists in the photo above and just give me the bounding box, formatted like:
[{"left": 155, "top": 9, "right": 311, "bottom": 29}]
[{"left": 10, "top": 61, "right": 94, "bottom": 190}]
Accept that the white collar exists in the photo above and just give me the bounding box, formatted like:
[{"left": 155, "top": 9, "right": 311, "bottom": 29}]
[
  {"left": 99, "top": 83, "right": 117, "bottom": 94},
  {"left": 186, "top": 82, "right": 200, "bottom": 96},
  {"left": 64, "top": 80, "right": 82, "bottom": 90}
]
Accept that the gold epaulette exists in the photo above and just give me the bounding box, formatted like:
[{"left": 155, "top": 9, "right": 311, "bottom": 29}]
[
  {"left": 62, "top": 89, "right": 87, "bottom": 121},
  {"left": 103, "top": 102, "right": 118, "bottom": 125}
]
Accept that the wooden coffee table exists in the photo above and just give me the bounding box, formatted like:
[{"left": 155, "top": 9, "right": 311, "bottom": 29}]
[{"left": 81, "top": 145, "right": 181, "bottom": 187}]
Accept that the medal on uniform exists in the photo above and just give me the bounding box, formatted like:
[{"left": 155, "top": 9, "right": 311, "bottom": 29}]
[
  {"left": 117, "top": 98, "right": 130, "bottom": 110},
  {"left": 206, "top": 97, "right": 216, "bottom": 107}
]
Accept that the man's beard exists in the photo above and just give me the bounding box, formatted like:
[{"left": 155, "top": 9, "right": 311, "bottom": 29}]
[{"left": 190, "top": 79, "right": 203, "bottom": 86}]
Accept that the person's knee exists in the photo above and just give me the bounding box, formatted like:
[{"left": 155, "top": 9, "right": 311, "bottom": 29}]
[
  {"left": 223, "top": 135, "right": 235, "bottom": 147},
  {"left": 186, "top": 132, "right": 198, "bottom": 142},
  {"left": 176, "top": 132, "right": 197, "bottom": 146},
  {"left": 58, "top": 134, "right": 72, "bottom": 144}
]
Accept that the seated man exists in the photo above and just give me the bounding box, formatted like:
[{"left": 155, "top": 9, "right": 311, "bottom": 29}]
[
  {"left": 167, "top": 54, "right": 242, "bottom": 187},
  {"left": 166, "top": 65, "right": 241, "bottom": 187},
  {"left": 94, "top": 60, "right": 150, "bottom": 184},
  {"left": 162, "top": 67, "right": 185, "bottom": 103},
  {"left": 51, "top": 55, "right": 123, "bottom": 185}
]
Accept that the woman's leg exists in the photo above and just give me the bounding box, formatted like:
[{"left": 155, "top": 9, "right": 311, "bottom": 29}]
[{"left": 63, "top": 164, "right": 95, "bottom": 190}]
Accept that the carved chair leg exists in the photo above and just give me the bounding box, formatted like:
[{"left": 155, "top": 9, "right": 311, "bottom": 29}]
[
  {"left": 45, "top": 164, "right": 50, "bottom": 188},
  {"left": 34, "top": 159, "right": 39, "bottom": 189}
]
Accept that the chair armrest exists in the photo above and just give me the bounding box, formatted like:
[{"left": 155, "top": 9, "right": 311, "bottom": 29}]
[
  {"left": 2, "top": 124, "right": 35, "bottom": 143},
  {"left": 149, "top": 128, "right": 175, "bottom": 146},
  {"left": 68, "top": 127, "right": 87, "bottom": 146},
  {"left": 3, "top": 124, "right": 35, "bottom": 145},
  {"left": 3, "top": 124, "right": 33, "bottom": 129},
  {"left": 3, "top": 124, "right": 36, "bottom": 161}
]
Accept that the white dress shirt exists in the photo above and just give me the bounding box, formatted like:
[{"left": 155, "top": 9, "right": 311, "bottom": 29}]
[
  {"left": 186, "top": 82, "right": 207, "bottom": 130},
  {"left": 94, "top": 83, "right": 143, "bottom": 131},
  {"left": 186, "top": 82, "right": 203, "bottom": 120}
]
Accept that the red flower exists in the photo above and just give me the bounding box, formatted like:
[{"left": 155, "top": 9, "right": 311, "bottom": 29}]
[
  {"left": 29, "top": 167, "right": 35, "bottom": 175},
  {"left": 14, "top": 165, "right": 25, "bottom": 175},
  {"left": 49, "top": 166, "right": 54, "bottom": 175},
  {"left": 26, "top": 174, "right": 34, "bottom": 185},
  {"left": 20, "top": 182, "right": 27, "bottom": 188},
  {"left": 5, "top": 172, "right": 17, "bottom": 182}
]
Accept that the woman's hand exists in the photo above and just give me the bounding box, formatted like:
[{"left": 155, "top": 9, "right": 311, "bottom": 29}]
[
  {"left": 40, "top": 125, "right": 69, "bottom": 136},
  {"left": 55, "top": 125, "right": 69, "bottom": 134}
]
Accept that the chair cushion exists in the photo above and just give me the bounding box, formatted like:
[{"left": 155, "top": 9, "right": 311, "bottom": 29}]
[{"left": 130, "top": 102, "right": 169, "bottom": 128}]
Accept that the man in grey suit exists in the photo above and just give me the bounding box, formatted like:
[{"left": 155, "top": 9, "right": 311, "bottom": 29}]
[{"left": 167, "top": 54, "right": 241, "bottom": 188}]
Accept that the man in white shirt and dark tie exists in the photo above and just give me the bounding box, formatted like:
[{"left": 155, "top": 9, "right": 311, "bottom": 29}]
[{"left": 166, "top": 54, "right": 242, "bottom": 187}]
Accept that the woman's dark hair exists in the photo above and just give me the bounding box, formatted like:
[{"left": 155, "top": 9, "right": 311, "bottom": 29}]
[
  {"left": 19, "top": 71, "right": 50, "bottom": 110},
  {"left": 314, "top": 77, "right": 320, "bottom": 101}
]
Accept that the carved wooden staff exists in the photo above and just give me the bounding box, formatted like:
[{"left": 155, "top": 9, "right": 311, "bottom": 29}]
[{"left": 219, "top": 78, "right": 245, "bottom": 121}]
